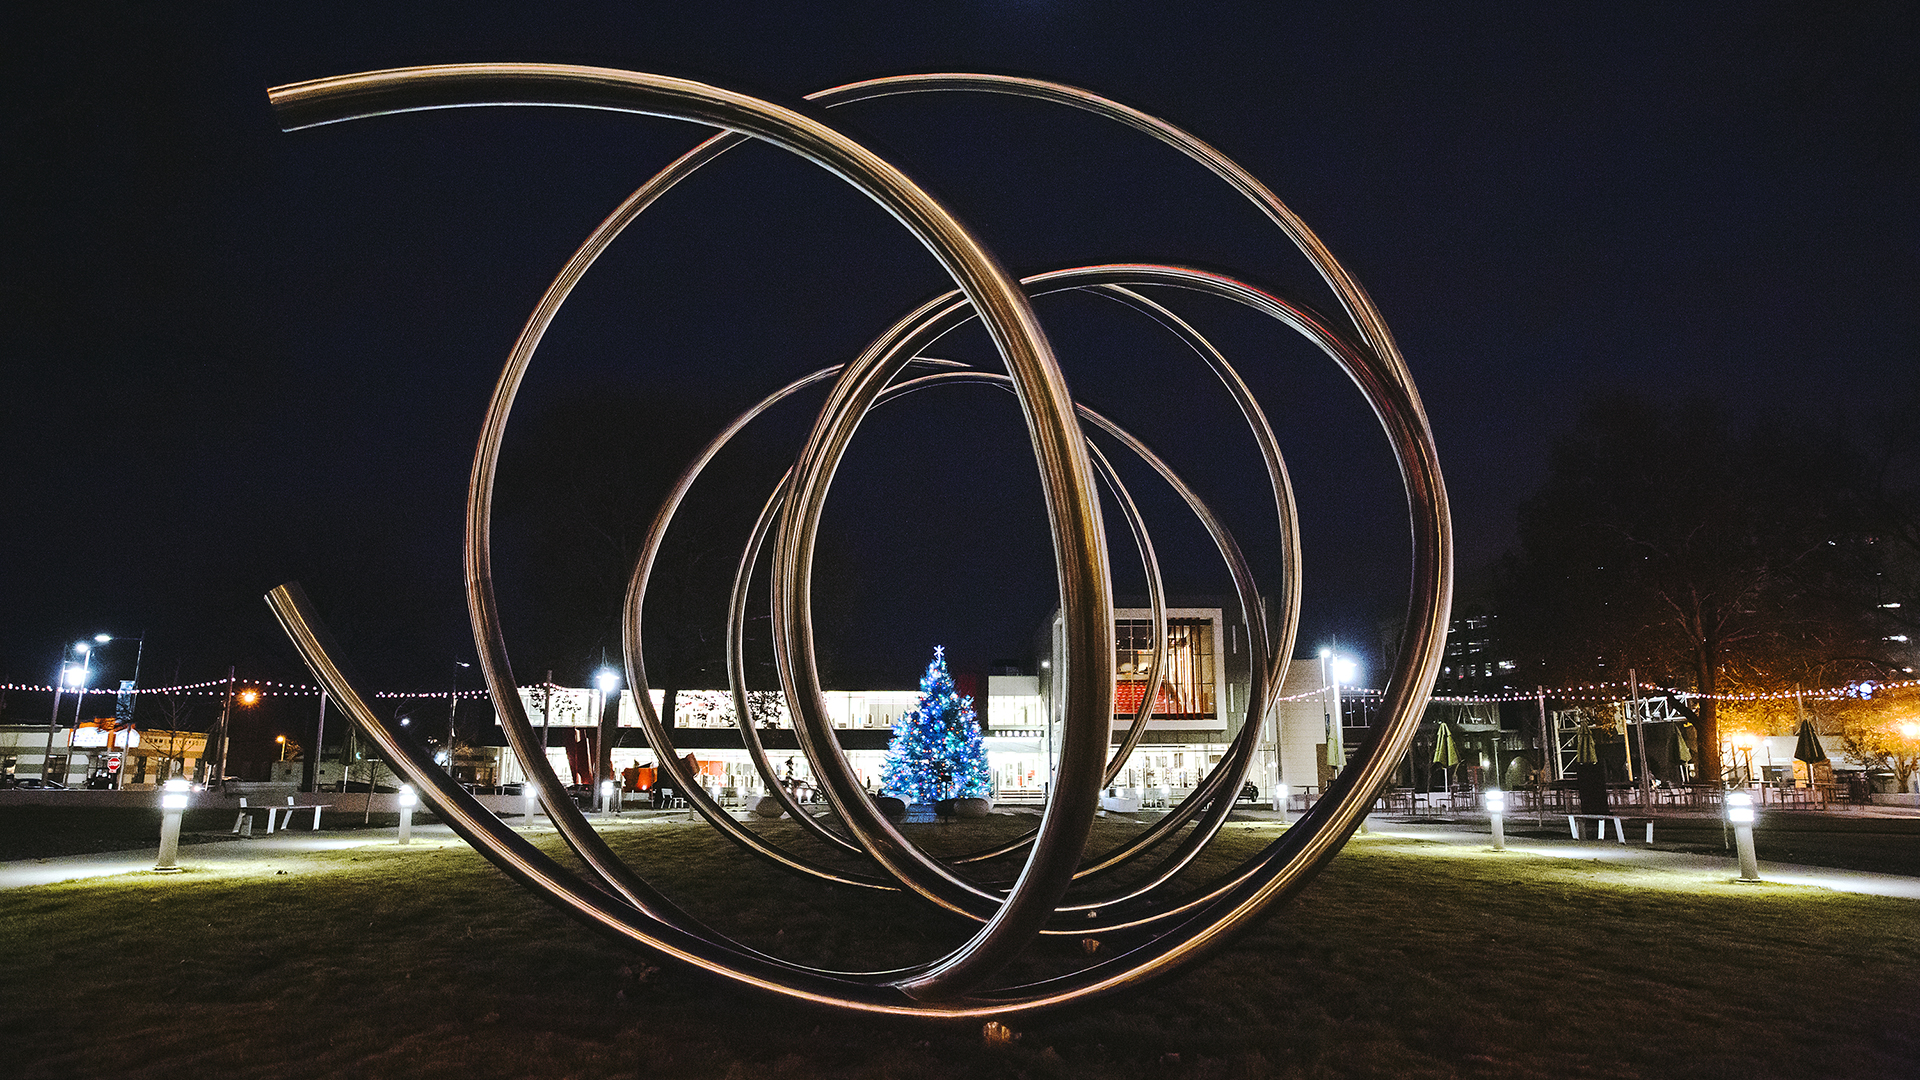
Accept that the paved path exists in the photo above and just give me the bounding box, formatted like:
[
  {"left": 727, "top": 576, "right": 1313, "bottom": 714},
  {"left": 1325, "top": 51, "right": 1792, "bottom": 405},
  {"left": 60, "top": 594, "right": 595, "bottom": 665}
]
[
  {"left": 5, "top": 813, "right": 1918, "bottom": 901},
  {"left": 1360, "top": 820, "right": 1920, "bottom": 900}
]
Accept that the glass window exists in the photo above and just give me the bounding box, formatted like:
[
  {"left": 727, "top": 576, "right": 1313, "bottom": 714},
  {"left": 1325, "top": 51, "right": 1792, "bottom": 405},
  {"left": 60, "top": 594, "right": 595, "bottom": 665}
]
[{"left": 1114, "top": 618, "right": 1216, "bottom": 719}]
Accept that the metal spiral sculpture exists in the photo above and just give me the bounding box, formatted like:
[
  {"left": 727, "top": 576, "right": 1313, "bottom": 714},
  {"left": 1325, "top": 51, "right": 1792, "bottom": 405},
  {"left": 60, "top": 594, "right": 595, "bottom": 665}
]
[{"left": 265, "top": 65, "right": 1452, "bottom": 1018}]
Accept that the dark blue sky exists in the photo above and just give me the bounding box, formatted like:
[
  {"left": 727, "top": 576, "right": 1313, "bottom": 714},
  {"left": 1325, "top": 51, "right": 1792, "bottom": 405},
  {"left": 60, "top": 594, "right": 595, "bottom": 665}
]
[{"left": 3, "top": 1, "right": 1914, "bottom": 698}]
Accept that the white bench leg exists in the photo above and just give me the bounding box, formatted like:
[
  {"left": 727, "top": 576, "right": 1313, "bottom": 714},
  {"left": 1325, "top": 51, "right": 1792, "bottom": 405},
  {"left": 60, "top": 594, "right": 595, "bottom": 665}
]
[
  {"left": 1567, "top": 816, "right": 1579, "bottom": 839},
  {"left": 1644, "top": 821, "right": 1653, "bottom": 844}
]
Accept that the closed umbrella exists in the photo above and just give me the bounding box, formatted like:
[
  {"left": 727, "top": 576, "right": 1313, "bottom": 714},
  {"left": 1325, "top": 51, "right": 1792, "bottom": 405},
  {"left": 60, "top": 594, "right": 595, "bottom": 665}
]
[
  {"left": 1670, "top": 723, "right": 1693, "bottom": 764},
  {"left": 1793, "top": 718, "right": 1827, "bottom": 790},
  {"left": 1793, "top": 719, "right": 1827, "bottom": 766},
  {"left": 1575, "top": 724, "right": 1600, "bottom": 764},
  {"left": 1432, "top": 723, "right": 1460, "bottom": 792}
]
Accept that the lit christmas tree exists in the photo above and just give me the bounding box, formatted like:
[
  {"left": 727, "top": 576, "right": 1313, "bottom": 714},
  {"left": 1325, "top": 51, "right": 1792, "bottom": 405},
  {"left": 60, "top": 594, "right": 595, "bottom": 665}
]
[{"left": 883, "top": 646, "right": 992, "bottom": 805}]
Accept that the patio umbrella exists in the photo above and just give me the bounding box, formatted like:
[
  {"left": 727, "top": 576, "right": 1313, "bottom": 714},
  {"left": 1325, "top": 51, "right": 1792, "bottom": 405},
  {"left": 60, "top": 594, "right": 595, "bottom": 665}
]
[
  {"left": 1575, "top": 724, "right": 1600, "bottom": 764},
  {"left": 1670, "top": 723, "right": 1693, "bottom": 764},
  {"left": 1432, "top": 723, "right": 1459, "bottom": 790},
  {"left": 1793, "top": 719, "right": 1828, "bottom": 766}
]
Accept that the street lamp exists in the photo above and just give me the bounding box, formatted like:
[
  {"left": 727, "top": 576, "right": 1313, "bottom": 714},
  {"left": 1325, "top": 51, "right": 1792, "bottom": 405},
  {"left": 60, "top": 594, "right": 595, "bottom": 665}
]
[
  {"left": 42, "top": 642, "right": 92, "bottom": 785},
  {"left": 276, "top": 734, "right": 288, "bottom": 761},
  {"left": 78, "top": 632, "right": 147, "bottom": 787},
  {"left": 594, "top": 667, "right": 621, "bottom": 813},
  {"left": 1318, "top": 648, "right": 1359, "bottom": 774},
  {"left": 445, "top": 659, "right": 472, "bottom": 776},
  {"left": 1731, "top": 731, "right": 1760, "bottom": 788}
]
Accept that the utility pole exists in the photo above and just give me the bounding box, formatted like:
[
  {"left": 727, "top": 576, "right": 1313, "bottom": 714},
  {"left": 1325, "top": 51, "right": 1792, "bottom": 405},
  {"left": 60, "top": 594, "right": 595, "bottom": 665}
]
[
  {"left": 209, "top": 667, "right": 235, "bottom": 789},
  {"left": 1630, "top": 669, "right": 1652, "bottom": 807},
  {"left": 303, "top": 690, "right": 327, "bottom": 793},
  {"left": 447, "top": 660, "right": 471, "bottom": 779},
  {"left": 1538, "top": 686, "right": 1556, "bottom": 781}
]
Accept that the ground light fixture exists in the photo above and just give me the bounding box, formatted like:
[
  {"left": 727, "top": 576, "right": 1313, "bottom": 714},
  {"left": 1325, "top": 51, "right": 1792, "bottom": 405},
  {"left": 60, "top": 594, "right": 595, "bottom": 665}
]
[
  {"left": 155, "top": 777, "right": 191, "bottom": 871},
  {"left": 1484, "top": 787, "right": 1506, "bottom": 850},
  {"left": 1726, "top": 790, "right": 1760, "bottom": 880},
  {"left": 600, "top": 779, "right": 616, "bottom": 815},
  {"left": 397, "top": 783, "right": 417, "bottom": 845},
  {"left": 523, "top": 781, "right": 541, "bottom": 829}
]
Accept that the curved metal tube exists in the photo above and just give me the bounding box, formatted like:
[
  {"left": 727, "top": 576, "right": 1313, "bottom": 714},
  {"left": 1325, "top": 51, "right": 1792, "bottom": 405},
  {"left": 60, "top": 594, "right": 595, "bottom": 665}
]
[{"left": 266, "top": 64, "right": 1451, "bottom": 1017}]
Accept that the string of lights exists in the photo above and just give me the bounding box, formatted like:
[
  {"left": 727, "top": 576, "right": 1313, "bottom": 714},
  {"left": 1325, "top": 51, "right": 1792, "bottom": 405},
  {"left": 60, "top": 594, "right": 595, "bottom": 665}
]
[{"left": 5, "top": 675, "right": 1916, "bottom": 706}]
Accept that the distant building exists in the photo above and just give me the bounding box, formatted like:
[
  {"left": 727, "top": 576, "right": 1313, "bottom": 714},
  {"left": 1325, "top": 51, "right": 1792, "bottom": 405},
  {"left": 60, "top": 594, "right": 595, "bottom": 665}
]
[
  {"left": 0, "top": 723, "right": 205, "bottom": 788},
  {"left": 1434, "top": 609, "right": 1521, "bottom": 697}
]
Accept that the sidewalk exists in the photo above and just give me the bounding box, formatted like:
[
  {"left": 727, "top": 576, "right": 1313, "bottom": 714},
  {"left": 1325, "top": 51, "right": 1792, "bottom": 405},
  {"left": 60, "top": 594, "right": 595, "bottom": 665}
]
[
  {"left": 6, "top": 812, "right": 1919, "bottom": 901},
  {"left": 0, "top": 812, "right": 685, "bottom": 890},
  {"left": 1361, "top": 818, "right": 1920, "bottom": 900},
  {"left": 0, "top": 828, "right": 456, "bottom": 889}
]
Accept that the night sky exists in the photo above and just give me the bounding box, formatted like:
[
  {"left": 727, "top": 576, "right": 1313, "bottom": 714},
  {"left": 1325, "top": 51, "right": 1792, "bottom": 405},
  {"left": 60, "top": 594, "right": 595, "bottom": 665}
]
[{"left": 4, "top": 2, "right": 1914, "bottom": 706}]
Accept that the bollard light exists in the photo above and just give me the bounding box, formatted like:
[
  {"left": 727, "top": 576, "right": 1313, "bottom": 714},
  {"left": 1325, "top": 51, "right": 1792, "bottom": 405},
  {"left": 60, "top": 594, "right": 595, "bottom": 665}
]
[
  {"left": 1725, "top": 790, "right": 1760, "bottom": 880},
  {"left": 1273, "top": 781, "right": 1290, "bottom": 822},
  {"left": 599, "top": 779, "right": 615, "bottom": 814},
  {"left": 155, "top": 777, "right": 191, "bottom": 871},
  {"left": 1484, "top": 787, "right": 1507, "bottom": 851},
  {"left": 397, "top": 783, "right": 416, "bottom": 844},
  {"left": 523, "top": 782, "right": 540, "bottom": 829}
]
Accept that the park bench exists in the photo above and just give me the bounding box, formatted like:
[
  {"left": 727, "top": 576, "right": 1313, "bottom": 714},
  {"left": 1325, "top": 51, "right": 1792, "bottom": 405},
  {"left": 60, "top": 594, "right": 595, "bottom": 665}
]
[
  {"left": 231, "top": 796, "right": 326, "bottom": 836},
  {"left": 1566, "top": 814, "right": 1653, "bottom": 844}
]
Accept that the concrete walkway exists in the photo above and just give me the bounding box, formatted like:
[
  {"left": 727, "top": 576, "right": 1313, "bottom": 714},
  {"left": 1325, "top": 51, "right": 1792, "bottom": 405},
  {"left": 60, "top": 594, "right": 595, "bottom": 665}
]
[
  {"left": 1360, "top": 819, "right": 1920, "bottom": 900},
  {"left": 5, "top": 811, "right": 1919, "bottom": 902},
  {"left": 0, "top": 811, "right": 687, "bottom": 890}
]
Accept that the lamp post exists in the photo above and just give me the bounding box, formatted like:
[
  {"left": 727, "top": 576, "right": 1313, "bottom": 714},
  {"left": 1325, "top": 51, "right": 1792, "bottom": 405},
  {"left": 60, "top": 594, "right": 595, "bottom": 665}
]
[
  {"left": 1731, "top": 731, "right": 1759, "bottom": 792},
  {"left": 595, "top": 667, "right": 621, "bottom": 813},
  {"left": 445, "top": 659, "right": 471, "bottom": 777},
  {"left": 44, "top": 642, "right": 91, "bottom": 784},
  {"left": 276, "top": 734, "right": 288, "bottom": 761},
  {"left": 90, "top": 631, "right": 146, "bottom": 788}
]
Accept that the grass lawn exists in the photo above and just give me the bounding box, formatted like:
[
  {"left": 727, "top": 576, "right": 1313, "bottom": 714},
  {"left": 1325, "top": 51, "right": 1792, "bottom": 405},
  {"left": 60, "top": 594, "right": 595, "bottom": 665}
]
[{"left": 2, "top": 816, "right": 1915, "bottom": 1079}]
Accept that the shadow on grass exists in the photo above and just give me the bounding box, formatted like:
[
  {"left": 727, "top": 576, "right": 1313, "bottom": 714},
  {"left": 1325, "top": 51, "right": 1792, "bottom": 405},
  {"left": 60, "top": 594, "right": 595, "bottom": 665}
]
[{"left": 0, "top": 818, "right": 1915, "bottom": 1079}]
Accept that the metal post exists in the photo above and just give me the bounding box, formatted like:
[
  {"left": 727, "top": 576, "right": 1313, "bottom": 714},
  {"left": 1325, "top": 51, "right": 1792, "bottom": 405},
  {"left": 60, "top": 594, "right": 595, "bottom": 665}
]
[
  {"left": 304, "top": 690, "right": 327, "bottom": 793},
  {"left": 1631, "top": 669, "right": 1652, "bottom": 807},
  {"left": 44, "top": 647, "right": 68, "bottom": 783},
  {"left": 155, "top": 778, "right": 190, "bottom": 871},
  {"left": 446, "top": 660, "right": 470, "bottom": 777},
  {"left": 541, "top": 670, "right": 553, "bottom": 794},
  {"left": 116, "top": 631, "right": 146, "bottom": 789},
  {"left": 211, "top": 667, "right": 235, "bottom": 790},
  {"left": 1536, "top": 686, "right": 1552, "bottom": 826}
]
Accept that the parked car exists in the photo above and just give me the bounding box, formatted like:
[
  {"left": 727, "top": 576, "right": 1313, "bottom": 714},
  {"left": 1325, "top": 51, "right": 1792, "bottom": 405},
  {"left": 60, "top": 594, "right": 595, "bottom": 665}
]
[
  {"left": 6, "top": 778, "right": 68, "bottom": 790},
  {"left": 1239, "top": 781, "right": 1259, "bottom": 802}
]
